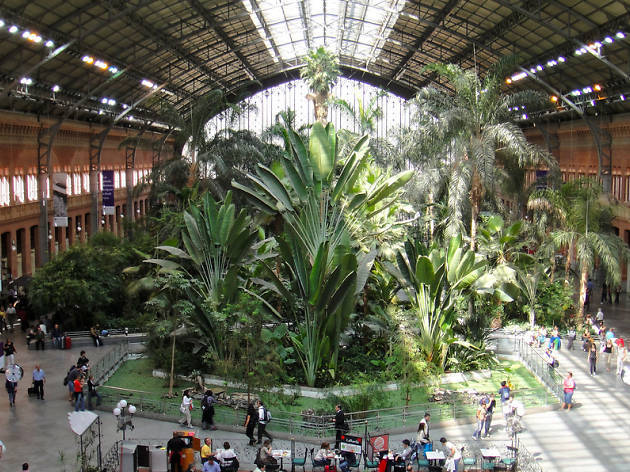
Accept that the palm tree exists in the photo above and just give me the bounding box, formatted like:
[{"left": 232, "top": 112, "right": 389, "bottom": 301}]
[
  {"left": 331, "top": 90, "right": 385, "bottom": 135},
  {"left": 539, "top": 179, "right": 627, "bottom": 316},
  {"left": 410, "top": 59, "right": 554, "bottom": 249},
  {"left": 301, "top": 47, "right": 340, "bottom": 124}
]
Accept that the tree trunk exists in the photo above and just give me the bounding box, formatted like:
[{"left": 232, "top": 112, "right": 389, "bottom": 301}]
[
  {"left": 315, "top": 92, "right": 328, "bottom": 125},
  {"left": 564, "top": 241, "right": 574, "bottom": 285},
  {"left": 168, "top": 333, "right": 176, "bottom": 397},
  {"left": 550, "top": 255, "right": 556, "bottom": 283},
  {"left": 428, "top": 191, "right": 434, "bottom": 244},
  {"left": 578, "top": 266, "right": 588, "bottom": 317},
  {"left": 470, "top": 171, "right": 483, "bottom": 251},
  {"left": 529, "top": 307, "right": 536, "bottom": 328}
]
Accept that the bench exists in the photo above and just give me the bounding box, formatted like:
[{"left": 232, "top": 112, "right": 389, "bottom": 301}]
[{"left": 27, "top": 329, "right": 146, "bottom": 349}]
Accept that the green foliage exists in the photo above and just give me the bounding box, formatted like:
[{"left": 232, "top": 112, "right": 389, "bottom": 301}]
[
  {"left": 28, "top": 232, "right": 148, "bottom": 329},
  {"left": 325, "top": 380, "right": 390, "bottom": 414},
  {"left": 529, "top": 279, "right": 575, "bottom": 327},
  {"left": 300, "top": 47, "right": 340, "bottom": 96}
]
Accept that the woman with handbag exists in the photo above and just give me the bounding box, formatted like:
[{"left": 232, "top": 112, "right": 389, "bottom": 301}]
[{"left": 179, "top": 389, "right": 194, "bottom": 428}]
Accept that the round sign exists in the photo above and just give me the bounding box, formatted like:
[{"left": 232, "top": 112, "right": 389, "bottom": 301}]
[{"left": 5, "top": 364, "right": 23, "bottom": 382}]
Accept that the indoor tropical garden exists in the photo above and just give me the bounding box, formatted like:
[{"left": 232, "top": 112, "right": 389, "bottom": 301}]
[{"left": 26, "top": 49, "right": 629, "bottom": 422}]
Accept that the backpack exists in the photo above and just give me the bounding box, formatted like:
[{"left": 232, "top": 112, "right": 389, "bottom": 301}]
[
  {"left": 500, "top": 387, "right": 510, "bottom": 402},
  {"left": 263, "top": 407, "right": 272, "bottom": 422},
  {"left": 553, "top": 359, "right": 559, "bottom": 368}
]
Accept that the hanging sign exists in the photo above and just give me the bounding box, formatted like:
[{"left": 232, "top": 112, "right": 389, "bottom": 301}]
[
  {"left": 102, "top": 170, "right": 115, "bottom": 215},
  {"left": 53, "top": 173, "right": 68, "bottom": 227}
]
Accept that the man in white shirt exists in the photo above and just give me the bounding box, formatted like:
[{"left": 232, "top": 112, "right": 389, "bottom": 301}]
[
  {"left": 596, "top": 307, "right": 604, "bottom": 327},
  {"left": 256, "top": 400, "right": 273, "bottom": 444}
]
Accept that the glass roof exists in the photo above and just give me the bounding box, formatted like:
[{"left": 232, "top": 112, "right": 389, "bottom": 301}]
[{"left": 242, "top": 0, "right": 406, "bottom": 64}]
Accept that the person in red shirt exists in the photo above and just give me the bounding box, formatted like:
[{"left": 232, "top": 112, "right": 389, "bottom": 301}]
[
  {"left": 562, "top": 372, "right": 576, "bottom": 410},
  {"left": 73, "top": 375, "right": 85, "bottom": 411}
]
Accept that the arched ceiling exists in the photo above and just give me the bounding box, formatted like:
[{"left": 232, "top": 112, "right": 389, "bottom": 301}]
[{"left": 0, "top": 0, "right": 629, "bottom": 129}]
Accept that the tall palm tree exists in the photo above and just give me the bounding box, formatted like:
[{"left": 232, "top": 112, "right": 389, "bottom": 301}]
[
  {"left": 301, "top": 47, "right": 340, "bottom": 124},
  {"left": 331, "top": 90, "right": 385, "bottom": 135},
  {"left": 410, "top": 59, "right": 554, "bottom": 249},
  {"left": 531, "top": 179, "right": 627, "bottom": 316}
]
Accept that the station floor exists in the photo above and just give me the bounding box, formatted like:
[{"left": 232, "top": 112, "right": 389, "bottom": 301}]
[{"left": 0, "top": 289, "right": 629, "bottom": 471}]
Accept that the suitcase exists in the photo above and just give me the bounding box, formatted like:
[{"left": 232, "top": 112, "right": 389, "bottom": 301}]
[
  {"left": 64, "top": 336, "right": 72, "bottom": 350},
  {"left": 27, "top": 386, "right": 37, "bottom": 397}
]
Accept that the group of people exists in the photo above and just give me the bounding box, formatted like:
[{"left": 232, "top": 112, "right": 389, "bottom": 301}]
[
  {"left": 583, "top": 308, "right": 627, "bottom": 377},
  {"left": 64, "top": 350, "right": 101, "bottom": 411}
]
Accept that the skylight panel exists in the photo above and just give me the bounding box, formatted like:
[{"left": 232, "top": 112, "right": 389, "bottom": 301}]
[{"left": 243, "top": 0, "right": 403, "bottom": 64}]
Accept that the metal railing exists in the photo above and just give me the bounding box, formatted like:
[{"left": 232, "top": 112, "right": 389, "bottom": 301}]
[
  {"left": 98, "top": 383, "right": 553, "bottom": 439},
  {"left": 514, "top": 337, "right": 564, "bottom": 401},
  {"left": 91, "top": 341, "right": 130, "bottom": 385},
  {"left": 96, "top": 332, "right": 562, "bottom": 438}
]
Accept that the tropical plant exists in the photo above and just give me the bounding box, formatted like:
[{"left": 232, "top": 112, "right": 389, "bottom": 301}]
[
  {"left": 233, "top": 122, "right": 412, "bottom": 385},
  {"left": 301, "top": 47, "right": 340, "bottom": 124},
  {"left": 410, "top": 58, "right": 554, "bottom": 249},
  {"left": 331, "top": 90, "right": 385, "bottom": 135},
  {"left": 391, "top": 234, "right": 506, "bottom": 369}
]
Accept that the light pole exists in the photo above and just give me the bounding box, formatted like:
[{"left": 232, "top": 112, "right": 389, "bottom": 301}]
[{"left": 113, "top": 399, "right": 136, "bottom": 440}]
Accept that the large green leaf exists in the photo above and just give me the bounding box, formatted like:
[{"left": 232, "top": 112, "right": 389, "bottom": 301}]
[
  {"left": 309, "top": 122, "right": 335, "bottom": 183},
  {"left": 415, "top": 256, "right": 435, "bottom": 286},
  {"left": 366, "top": 170, "right": 414, "bottom": 206}
]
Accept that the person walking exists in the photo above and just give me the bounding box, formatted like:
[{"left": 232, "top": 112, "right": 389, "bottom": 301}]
[
  {"left": 561, "top": 372, "right": 576, "bottom": 410},
  {"left": 179, "top": 389, "right": 194, "bottom": 428},
  {"left": 617, "top": 346, "right": 627, "bottom": 377},
  {"left": 256, "top": 400, "right": 273, "bottom": 444},
  {"left": 201, "top": 390, "right": 217, "bottom": 430},
  {"left": 472, "top": 402, "right": 486, "bottom": 440},
  {"left": 567, "top": 327, "right": 576, "bottom": 350},
  {"left": 604, "top": 338, "right": 614, "bottom": 372},
  {"left": 596, "top": 307, "right": 604, "bottom": 327},
  {"left": 3, "top": 340, "right": 16, "bottom": 367},
  {"left": 333, "top": 404, "right": 347, "bottom": 448},
  {"left": 52, "top": 324, "right": 63, "bottom": 349},
  {"left": 483, "top": 394, "right": 496, "bottom": 437},
  {"left": 5, "top": 377, "right": 17, "bottom": 407},
  {"left": 588, "top": 343, "right": 598, "bottom": 376},
  {"left": 32, "top": 364, "right": 45, "bottom": 400},
  {"left": 244, "top": 402, "right": 258, "bottom": 446}
]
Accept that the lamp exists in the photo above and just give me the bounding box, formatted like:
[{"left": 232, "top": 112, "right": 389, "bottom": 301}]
[
  {"left": 11, "top": 240, "right": 16, "bottom": 251},
  {"left": 48, "top": 231, "right": 52, "bottom": 240},
  {"left": 113, "top": 399, "right": 136, "bottom": 440}
]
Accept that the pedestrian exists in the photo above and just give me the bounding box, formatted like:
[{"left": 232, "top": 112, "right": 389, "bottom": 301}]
[
  {"left": 73, "top": 375, "right": 86, "bottom": 411},
  {"left": 0, "top": 438, "right": 5, "bottom": 458},
  {"left": 604, "top": 338, "right": 614, "bottom": 372},
  {"left": 3, "top": 339, "right": 16, "bottom": 367},
  {"left": 200, "top": 437, "right": 212, "bottom": 464},
  {"left": 617, "top": 346, "right": 627, "bottom": 377},
  {"left": 615, "top": 285, "right": 621, "bottom": 304},
  {"left": 5, "top": 304, "right": 16, "bottom": 331},
  {"left": 596, "top": 307, "right": 604, "bottom": 327},
  {"left": 34, "top": 326, "right": 45, "bottom": 350},
  {"left": 472, "top": 402, "right": 486, "bottom": 440},
  {"left": 5, "top": 377, "right": 17, "bottom": 407},
  {"left": 601, "top": 282, "right": 608, "bottom": 303},
  {"left": 87, "top": 375, "right": 102, "bottom": 409},
  {"left": 257, "top": 399, "right": 273, "bottom": 444},
  {"left": 32, "top": 364, "right": 45, "bottom": 400},
  {"left": 244, "top": 402, "right": 258, "bottom": 446},
  {"left": 0, "top": 306, "right": 6, "bottom": 332},
  {"left": 77, "top": 350, "right": 90, "bottom": 369},
  {"left": 179, "top": 389, "right": 193, "bottom": 428},
  {"left": 167, "top": 435, "right": 187, "bottom": 472},
  {"left": 90, "top": 325, "right": 102, "bottom": 347},
  {"left": 499, "top": 380, "right": 511, "bottom": 420},
  {"left": 561, "top": 372, "right": 576, "bottom": 410},
  {"left": 66, "top": 364, "right": 80, "bottom": 401},
  {"left": 22, "top": 463, "right": 29, "bottom": 471},
  {"left": 566, "top": 327, "right": 576, "bottom": 350},
  {"left": 483, "top": 394, "right": 496, "bottom": 437},
  {"left": 333, "top": 404, "right": 347, "bottom": 448},
  {"left": 201, "top": 389, "right": 216, "bottom": 430},
  {"left": 439, "top": 437, "right": 462, "bottom": 472},
  {"left": 588, "top": 343, "right": 598, "bottom": 376},
  {"left": 416, "top": 412, "right": 430, "bottom": 447}
]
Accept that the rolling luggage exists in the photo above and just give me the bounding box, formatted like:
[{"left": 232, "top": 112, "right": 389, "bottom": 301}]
[{"left": 64, "top": 336, "right": 72, "bottom": 350}]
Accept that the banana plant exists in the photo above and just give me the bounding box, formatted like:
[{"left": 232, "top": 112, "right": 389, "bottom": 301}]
[
  {"left": 233, "top": 122, "right": 409, "bottom": 385},
  {"left": 392, "top": 234, "right": 501, "bottom": 368},
  {"left": 144, "top": 191, "right": 268, "bottom": 312}
]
